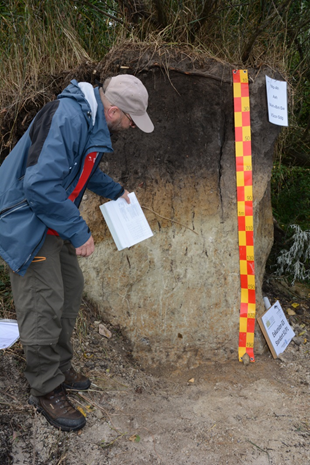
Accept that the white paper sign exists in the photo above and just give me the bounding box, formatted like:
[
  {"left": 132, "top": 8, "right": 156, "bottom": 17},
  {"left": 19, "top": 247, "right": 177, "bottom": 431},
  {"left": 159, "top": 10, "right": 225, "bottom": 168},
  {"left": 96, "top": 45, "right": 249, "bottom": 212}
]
[
  {"left": 266, "top": 76, "right": 288, "bottom": 126},
  {"left": 261, "top": 301, "right": 295, "bottom": 356}
]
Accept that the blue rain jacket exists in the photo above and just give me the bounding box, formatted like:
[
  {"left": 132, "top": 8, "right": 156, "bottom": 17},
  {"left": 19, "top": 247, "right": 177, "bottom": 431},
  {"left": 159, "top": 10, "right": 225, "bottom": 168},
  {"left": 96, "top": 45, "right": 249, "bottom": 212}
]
[{"left": 0, "top": 80, "right": 124, "bottom": 275}]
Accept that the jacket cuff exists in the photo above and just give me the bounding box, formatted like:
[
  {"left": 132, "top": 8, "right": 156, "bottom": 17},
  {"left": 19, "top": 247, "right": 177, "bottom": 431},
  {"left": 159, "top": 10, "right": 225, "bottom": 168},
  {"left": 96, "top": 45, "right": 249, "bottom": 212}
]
[
  {"left": 68, "top": 228, "right": 91, "bottom": 248},
  {"left": 114, "top": 186, "right": 124, "bottom": 200}
]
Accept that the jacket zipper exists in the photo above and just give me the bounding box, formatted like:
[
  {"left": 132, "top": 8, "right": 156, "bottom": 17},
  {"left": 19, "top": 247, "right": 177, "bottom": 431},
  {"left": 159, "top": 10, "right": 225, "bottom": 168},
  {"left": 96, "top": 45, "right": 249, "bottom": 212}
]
[{"left": 0, "top": 199, "right": 27, "bottom": 217}]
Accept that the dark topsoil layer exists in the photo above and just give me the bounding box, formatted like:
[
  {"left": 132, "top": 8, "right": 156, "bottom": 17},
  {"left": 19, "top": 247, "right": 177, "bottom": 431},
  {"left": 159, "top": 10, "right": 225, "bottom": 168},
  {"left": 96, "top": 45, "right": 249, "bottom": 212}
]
[{"left": 0, "top": 43, "right": 281, "bottom": 164}]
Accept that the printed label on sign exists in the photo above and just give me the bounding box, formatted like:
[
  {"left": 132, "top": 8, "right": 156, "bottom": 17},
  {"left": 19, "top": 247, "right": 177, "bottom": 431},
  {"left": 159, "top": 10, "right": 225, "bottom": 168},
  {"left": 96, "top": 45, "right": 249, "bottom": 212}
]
[
  {"left": 266, "top": 76, "right": 288, "bottom": 127},
  {"left": 261, "top": 301, "right": 295, "bottom": 356}
]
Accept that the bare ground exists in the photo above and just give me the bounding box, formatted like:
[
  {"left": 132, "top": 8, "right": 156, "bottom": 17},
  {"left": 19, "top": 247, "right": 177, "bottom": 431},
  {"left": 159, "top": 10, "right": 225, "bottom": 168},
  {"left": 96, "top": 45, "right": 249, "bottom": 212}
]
[{"left": 1, "top": 277, "right": 310, "bottom": 465}]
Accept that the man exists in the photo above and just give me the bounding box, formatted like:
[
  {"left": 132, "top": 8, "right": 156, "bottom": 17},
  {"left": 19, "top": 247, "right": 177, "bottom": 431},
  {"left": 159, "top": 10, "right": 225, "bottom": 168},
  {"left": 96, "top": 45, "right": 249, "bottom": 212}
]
[{"left": 0, "top": 74, "right": 154, "bottom": 432}]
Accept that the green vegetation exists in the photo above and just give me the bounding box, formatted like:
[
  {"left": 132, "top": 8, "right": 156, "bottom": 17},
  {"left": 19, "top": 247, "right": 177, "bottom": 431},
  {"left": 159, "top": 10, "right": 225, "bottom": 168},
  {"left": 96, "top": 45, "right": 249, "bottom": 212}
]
[
  {"left": 0, "top": 1, "right": 119, "bottom": 99},
  {"left": 270, "top": 162, "right": 310, "bottom": 283},
  {"left": 272, "top": 163, "right": 310, "bottom": 231},
  {"left": 276, "top": 224, "right": 310, "bottom": 284}
]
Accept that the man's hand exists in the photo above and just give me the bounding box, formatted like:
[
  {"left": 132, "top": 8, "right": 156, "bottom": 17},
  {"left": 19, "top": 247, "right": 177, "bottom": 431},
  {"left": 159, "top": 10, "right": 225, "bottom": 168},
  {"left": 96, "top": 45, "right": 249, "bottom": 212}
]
[
  {"left": 76, "top": 236, "right": 95, "bottom": 257},
  {"left": 121, "top": 189, "right": 131, "bottom": 204}
]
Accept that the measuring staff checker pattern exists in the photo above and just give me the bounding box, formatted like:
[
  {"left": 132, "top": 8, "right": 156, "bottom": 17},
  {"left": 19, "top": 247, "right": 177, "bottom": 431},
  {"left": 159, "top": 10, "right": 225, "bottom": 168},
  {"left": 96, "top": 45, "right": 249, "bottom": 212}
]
[{"left": 232, "top": 69, "right": 256, "bottom": 363}]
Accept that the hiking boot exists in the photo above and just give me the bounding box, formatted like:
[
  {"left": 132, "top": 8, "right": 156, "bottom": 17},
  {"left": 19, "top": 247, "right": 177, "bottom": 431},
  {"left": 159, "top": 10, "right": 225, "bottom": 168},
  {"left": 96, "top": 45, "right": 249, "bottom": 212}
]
[
  {"left": 62, "top": 366, "right": 91, "bottom": 391},
  {"left": 28, "top": 385, "right": 86, "bottom": 432}
]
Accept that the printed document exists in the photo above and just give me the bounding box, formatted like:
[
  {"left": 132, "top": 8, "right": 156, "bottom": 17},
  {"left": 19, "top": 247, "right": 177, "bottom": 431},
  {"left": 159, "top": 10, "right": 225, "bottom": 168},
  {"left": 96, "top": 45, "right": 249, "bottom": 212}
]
[{"left": 100, "top": 192, "right": 153, "bottom": 251}]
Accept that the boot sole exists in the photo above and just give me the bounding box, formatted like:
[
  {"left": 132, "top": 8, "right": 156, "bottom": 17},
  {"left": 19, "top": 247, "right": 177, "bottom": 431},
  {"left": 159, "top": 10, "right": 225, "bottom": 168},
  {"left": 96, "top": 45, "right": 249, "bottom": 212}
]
[{"left": 28, "top": 396, "right": 86, "bottom": 432}]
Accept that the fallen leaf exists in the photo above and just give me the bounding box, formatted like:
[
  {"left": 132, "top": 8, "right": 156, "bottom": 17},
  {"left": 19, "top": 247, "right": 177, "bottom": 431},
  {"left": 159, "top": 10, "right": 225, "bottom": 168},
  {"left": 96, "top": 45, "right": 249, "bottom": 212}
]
[
  {"left": 292, "top": 303, "right": 300, "bottom": 308},
  {"left": 299, "top": 331, "right": 306, "bottom": 336},
  {"left": 99, "top": 324, "right": 112, "bottom": 338},
  {"left": 129, "top": 434, "right": 140, "bottom": 442},
  {"left": 304, "top": 338, "right": 308, "bottom": 344},
  {"left": 287, "top": 308, "right": 296, "bottom": 316},
  {"left": 188, "top": 378, "right": 195, "bottom": 383},
  {"left": 77, "top": 406, "right": 86, "bottom": 417}
]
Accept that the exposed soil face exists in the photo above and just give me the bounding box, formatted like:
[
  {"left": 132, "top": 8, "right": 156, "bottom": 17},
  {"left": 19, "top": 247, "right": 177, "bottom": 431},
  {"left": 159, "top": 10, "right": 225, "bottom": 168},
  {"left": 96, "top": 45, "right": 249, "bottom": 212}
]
[
  {"left": 1, "top": 47, "right": 308, "bottom": 464},
  {"left": 1, "top": 46, "right": 281, "bottom": 368},
  {"left": 78, "top": 50, "right": 281, "bottom": 367},
  {"left": 1, "top": 277, "right": 310, "bottom": 465}
]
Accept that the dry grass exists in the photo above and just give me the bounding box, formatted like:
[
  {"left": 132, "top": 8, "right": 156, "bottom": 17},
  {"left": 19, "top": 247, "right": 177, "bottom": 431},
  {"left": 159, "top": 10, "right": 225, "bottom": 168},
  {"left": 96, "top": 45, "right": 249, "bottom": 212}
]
[
  {"left": 0, "top": 262, "right": 15, "bottom": 320},
  {"left": 0, "top": 1, "right": 308, "bottom": 167}
]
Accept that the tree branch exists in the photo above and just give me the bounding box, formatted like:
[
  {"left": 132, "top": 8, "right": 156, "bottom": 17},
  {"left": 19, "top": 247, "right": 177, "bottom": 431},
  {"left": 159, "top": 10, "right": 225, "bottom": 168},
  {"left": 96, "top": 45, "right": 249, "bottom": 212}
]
[
  {"left": 151, "top": 0, "right": 168, "bottom": 28},
  {"left": 241, "top": 0, "right": 293, "bottom": 63},
  {"left": 117, "top": 0, "right": 151, "bottom": 24},
  {"left": 189, "top": 0, "right": 220, "bottom": 40}
]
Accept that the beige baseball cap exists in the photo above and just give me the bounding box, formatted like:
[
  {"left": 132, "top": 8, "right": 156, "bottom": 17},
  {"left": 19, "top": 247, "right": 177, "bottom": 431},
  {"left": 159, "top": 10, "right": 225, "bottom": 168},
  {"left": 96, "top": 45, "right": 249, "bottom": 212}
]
[{"left": 104, "top": 74, "right": 154, "bottom": 133}]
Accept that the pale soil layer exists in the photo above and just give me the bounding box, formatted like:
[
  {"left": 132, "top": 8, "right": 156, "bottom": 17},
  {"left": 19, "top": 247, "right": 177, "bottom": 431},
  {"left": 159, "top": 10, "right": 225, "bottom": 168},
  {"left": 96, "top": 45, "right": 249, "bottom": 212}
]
[{"left": 1, "top": 278, "right": 310, "bottom": 465}]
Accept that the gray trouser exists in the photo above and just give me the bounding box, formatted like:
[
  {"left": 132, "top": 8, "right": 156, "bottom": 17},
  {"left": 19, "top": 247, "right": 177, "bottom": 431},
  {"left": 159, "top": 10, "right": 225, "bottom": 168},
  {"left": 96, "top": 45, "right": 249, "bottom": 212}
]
[{"left": 10, "top": 235, "right": 84, "bottom": 396}]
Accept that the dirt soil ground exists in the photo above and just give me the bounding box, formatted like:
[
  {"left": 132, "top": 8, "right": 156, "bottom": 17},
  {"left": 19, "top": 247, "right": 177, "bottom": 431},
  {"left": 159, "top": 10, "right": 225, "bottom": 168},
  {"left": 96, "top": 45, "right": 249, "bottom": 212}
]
[{"left": 1, "top": 275, "right": 310, "bottom": 465}]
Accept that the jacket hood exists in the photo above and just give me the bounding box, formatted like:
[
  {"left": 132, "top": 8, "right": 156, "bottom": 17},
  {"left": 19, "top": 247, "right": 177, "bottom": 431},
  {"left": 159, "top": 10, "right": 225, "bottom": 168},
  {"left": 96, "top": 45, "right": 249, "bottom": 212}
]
[
  {"left": 58, "top": 79, "right": 113, "bottom": 154},
  {"left": 58, "top": 79, "right": 93, "bottom": 117}
]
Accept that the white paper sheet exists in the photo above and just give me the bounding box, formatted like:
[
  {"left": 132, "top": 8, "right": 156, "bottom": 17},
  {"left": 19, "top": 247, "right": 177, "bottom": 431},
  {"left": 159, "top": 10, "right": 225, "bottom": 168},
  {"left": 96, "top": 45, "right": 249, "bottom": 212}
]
[
  {"left": 100, "top": 192, "right": 153, "bottom": 251},
  {"left": 266, "top": 75, "right": 288, "bottom": 126},
  {"left": 0, "top": 319, "right": 20, "bottom": 349}
]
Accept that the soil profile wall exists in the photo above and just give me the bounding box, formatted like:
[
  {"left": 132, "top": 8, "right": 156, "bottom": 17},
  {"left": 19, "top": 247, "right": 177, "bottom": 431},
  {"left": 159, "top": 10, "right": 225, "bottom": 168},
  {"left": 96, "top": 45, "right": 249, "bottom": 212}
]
[{"left": 79, "top": 52, "right": 281, "bottom": 368}]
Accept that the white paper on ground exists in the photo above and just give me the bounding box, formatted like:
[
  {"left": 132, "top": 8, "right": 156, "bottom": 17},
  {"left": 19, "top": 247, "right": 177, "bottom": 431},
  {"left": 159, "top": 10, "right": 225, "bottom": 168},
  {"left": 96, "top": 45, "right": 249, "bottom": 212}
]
[{"left": 0, "top": 319, "right": 20, "bottom": 349}]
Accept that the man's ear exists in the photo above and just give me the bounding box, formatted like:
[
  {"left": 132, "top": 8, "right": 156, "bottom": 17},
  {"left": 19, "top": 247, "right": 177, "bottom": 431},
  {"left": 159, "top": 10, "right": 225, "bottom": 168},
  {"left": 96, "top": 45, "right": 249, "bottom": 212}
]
[{"left": 107, "top": 105, "right": 120, "bottom": 120}]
